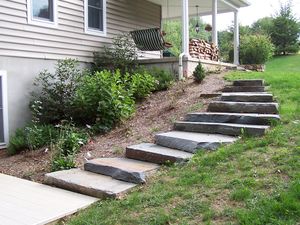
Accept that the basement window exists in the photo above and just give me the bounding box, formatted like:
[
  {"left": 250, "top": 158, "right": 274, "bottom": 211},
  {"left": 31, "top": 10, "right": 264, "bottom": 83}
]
[{"left": 85, "top": 0, "right": 107, "bottom": 36}]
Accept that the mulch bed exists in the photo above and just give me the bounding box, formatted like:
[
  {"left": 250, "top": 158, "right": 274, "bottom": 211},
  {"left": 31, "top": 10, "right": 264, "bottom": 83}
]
[{"left": 0, "top": 73, "right": 228, "bottom": 183}]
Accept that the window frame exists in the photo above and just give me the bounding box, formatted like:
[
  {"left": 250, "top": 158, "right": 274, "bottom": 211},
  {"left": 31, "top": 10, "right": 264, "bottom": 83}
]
[
  {"left": 27, "top": 0, "right": 57, "bottom": 27},
  {"left": 0, "top": 71, "right": 9, "bottom": 148},
  {"left": 84, "top": 0, "right": 107, "bottom": 36}
]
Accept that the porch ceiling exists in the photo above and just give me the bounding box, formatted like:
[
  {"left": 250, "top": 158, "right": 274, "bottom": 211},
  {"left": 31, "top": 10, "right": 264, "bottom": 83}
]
[{"left": 148, "top": 0, "right": 250, "bottom": 19}]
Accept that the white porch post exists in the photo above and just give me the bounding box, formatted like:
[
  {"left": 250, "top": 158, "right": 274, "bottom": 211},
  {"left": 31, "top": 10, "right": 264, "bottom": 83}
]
[
  {"left": 234, "top": 10, "right": 239, "bottom": 65},
  {"left": 212, "top": 0, "right": 218, "bottom": 46},
  {"left": 182, "top": 0, "right": 189, "bottom": 56},
  {"left": 179, "top": 0, "right": 189, "bottom": 79}
]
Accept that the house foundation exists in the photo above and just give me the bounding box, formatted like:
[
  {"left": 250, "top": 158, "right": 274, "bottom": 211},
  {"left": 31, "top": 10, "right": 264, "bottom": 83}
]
[{"left": 138, "top": 57, "right": 237, "bottom": 79}]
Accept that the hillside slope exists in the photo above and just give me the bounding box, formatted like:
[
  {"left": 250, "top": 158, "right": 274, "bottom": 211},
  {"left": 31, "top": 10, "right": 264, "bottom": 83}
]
[{"left": 66, "top": 55, "right": 300, "bottom": 225}]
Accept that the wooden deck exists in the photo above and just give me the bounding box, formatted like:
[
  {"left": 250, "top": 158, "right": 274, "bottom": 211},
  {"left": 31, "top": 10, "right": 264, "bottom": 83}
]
[{"left": 0, "top": 173, "right": 97, "bottom": 225}]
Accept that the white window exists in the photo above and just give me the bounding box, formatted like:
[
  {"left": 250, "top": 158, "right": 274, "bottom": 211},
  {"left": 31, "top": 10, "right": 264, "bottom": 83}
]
[
  {"left": 85, "top": 0, "right": 107, "bottom": 36},
  {"left": 0, "top": 71, "right": 9, "bottom": 148},
  {"left": 27, "top": 0, "right": 57, "bottom": 27}
]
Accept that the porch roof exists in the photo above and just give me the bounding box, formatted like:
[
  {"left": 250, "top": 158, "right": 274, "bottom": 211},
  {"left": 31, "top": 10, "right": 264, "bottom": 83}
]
[{"left": 148, "top": 0, "right": 250, "bottom": 19}]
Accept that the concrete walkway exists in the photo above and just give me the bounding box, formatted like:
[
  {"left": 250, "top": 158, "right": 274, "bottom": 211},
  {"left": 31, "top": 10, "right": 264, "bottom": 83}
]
[{"left": 0, "top": 173, "right": 97, "bottom": 225}]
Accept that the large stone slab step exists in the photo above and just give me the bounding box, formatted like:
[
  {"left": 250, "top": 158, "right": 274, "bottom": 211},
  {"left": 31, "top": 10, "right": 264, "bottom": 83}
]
[
  {"left": 185, "top": 112, "right": 280, "bottom": 125},
  {"left": 222, "top": 86, "right": 265, "bottom": 92},
  {"left": 45, "top": 169, "right": 136, "bottom": 199},
  {"left": 174, "top": 121, "right": 269, "bottom": 137},
  {"left": 155, "top": 131, "right": 237, "bottom": 153},
  {"left": 221, "top": 92, "right": 274, "bottom": 102},
  {"left": 84, "top": 158, "right": 159, "bottom": 184},
  {"left": 126, "top": 143, "right": 193, "bottom": 164},
  {"left": 208, "top": 101, "right": 279, "bottom": 114},
  {"left": 233, "top": 79, "right": 264, "bottom": 87}
]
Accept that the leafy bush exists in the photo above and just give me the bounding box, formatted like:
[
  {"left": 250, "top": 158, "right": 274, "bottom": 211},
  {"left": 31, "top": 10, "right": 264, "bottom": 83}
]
[
  {"left": 128, "top": 71, "right": 157, "bottom": 100},
  {"left": 93, "top": 33, "right": 138, "bottom": 74},
  {"left": 218, "top": 30, "right": 234, "bottom": 62},
  {"left": 239, "top": 35, "right": 274, "bottom": 64},
  {"left": 72, "top": 70, "right": 135, "bottom": 133},
  {"left": 193, "top": 62, "right": 206, "bottom": 83},
  {"left": 51, "top": 123, "right": 89, "bottom": 172},
  {"left": 30, "top": 59, "right": 82, "bottom": 124},
  {"left": 7, "top": 124, "right": 59, "bottom": 155},
  {"left": 148, "top": 67, "right": 174, "bottom": 91}
]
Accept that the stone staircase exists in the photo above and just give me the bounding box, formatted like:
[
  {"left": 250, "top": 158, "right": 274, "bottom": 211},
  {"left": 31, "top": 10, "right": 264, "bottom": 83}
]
[{"left": 45, "top": 79, "right": 280, "bottom": 199}]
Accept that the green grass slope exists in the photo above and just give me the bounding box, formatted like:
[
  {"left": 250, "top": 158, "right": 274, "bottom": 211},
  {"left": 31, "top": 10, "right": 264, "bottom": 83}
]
[{"left": 65, "top": 55, "right": 300, "bottom": 225}]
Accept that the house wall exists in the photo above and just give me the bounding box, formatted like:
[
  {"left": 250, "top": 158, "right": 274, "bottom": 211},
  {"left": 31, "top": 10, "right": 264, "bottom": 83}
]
[
  {"left": 0, "top": 0, "right": 162, "bottom": 61},
  {"left": 0, "top": 57, "right": 57, "bottom": 139},
  {"left": 0, "top": 0, "right": 162, "bottom": 141}
]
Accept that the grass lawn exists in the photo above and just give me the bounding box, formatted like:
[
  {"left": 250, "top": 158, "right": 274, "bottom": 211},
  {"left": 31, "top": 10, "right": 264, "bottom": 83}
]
[{"left": 65, "top": 55, "right": 300, "bottom": 225}]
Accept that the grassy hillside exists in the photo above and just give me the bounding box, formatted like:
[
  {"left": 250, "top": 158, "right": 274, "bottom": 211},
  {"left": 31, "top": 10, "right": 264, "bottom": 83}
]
[{"left": 65, "top": 55, "right": 300, "bottom": 225}]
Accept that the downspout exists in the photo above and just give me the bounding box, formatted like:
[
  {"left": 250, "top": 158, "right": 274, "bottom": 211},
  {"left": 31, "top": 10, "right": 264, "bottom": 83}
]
[{"left": 178, "top": 53, "right": 185, "bottom": 80}]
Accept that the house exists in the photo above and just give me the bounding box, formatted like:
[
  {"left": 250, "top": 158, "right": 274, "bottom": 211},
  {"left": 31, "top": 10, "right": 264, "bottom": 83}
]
[{"left": 0, "top": 0, "right": 250, "bottom": 148}]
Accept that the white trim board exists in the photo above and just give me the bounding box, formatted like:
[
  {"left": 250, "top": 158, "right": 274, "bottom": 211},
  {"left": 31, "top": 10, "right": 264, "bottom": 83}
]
[{"left": 0, "top": 70, "right": 9, "bottom": 148}]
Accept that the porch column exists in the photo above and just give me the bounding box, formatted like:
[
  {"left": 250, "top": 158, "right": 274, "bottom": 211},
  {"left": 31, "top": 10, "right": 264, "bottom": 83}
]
[
  {"left": 233, "top": 10, "right": 239, "bottom": 65},
  {"left": 212, "top": 0, "right": 218, "bottom": 46},
  {"left": 182, "top": 0, "right": 189, "bottom": 56},
  {"left": 178, "top": 0, "right": 190, "bottom": 79}
]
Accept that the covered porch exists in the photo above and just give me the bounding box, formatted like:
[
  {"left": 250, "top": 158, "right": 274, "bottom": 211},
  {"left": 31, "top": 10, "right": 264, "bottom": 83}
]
[{"left": 139, "top": 0, "right": 250, "bottom": 78}]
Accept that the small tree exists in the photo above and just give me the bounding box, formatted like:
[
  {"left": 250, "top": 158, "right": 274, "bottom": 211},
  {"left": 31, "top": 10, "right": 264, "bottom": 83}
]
[
  {"left": 93, "top": 33, "right": 138, "bottom": 74},
  {"left": 193, "top": 62, "right": 205, "bottom": 83},
  {"left": 251, "top": 17, "right": 274, "bottom": 35},
  {"left": 271, "top": 2, "right": 300, "bottom": 55},
  {"left": 30, "top": 59, "right": 82, "bottom": 124}
]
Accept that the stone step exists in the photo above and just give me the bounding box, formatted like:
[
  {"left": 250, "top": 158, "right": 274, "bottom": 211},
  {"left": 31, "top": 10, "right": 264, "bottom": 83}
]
[
  {"left": 84, "top": 158, "right": 159, "bottom": 184},
  {"left": 208, "top": 101, "right": 279, "bottom": 114},
  {"left": 221, "top": 92, "right": 274, "bottom": 102},
  {"left": 222, "top": 86, "right": 265, "bottom": 92},
  {"left": 45, "top": 169, "right": 136, "bottom": 199},
  {"left": 155, "top": 131, "right": 237, "bottom": 153},
  {"left": 125, "top": 143, "right": 193, "bottom": 164},
  {"left": 174, "top": 121, "right": 269, "bottom": 137},
  {"left": 185, "top": 112, "right": 280, "bottom": 125},
  {"left": 233, "top": 79, "right": 264, "bottom": 87},
  {"left": 200, "top": 93, "right": 222, "bottom": 98}
]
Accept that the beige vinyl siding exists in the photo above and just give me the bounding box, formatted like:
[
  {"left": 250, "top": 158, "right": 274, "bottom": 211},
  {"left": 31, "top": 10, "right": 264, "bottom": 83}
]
[{"left": 0, "top": 0, "right": 162, "bottom": 61}]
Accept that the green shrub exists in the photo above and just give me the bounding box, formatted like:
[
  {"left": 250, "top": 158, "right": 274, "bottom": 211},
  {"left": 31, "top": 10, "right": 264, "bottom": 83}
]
[
  {"left": 51, "top": 155, "right": 76, "bottom": 172},
  {"left": 7, "top": 124, "right": 58, "bottom": 155},
  {"left": 240, "top": 35, "right": 274, "bottom": 64},
  {"left": 72, "top": 70, "right": 135, "bottom": 133},
  {"left": 93, "top": 33, "right": 138, "bottom": 74},
  {"left": 51, "top": 123, "right": 89, "bottom": 172},
  {"left": 7, "top": 129, "right": 27, "bottom": 155},
  {"left": 193, "top": 62, "right": 206, "bottom": 83},
  {"left": 30, "top": 59, "right": 82, "bottom": 124},
  {"left": 129, "top": 71, "right": 157, "bottom": 100},
  {"left": 148, "top": 67, "right": 174, "bottom": 91}
]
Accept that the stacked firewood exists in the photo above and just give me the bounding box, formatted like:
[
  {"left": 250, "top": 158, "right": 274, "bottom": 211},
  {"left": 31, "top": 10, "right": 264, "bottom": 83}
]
[{"left": 189, "top": 39, "right": 219, "bottom": 61}]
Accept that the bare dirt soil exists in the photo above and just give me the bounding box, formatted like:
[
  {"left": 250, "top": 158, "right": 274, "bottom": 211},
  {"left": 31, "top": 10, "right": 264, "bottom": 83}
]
[{"left": 0, "top": 73, "right": 227, "bottom": 183}]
